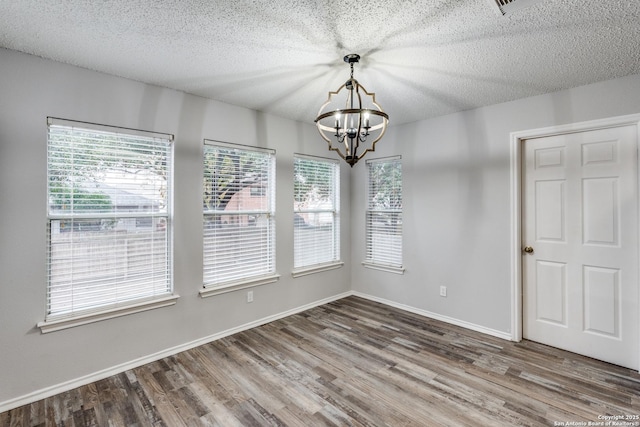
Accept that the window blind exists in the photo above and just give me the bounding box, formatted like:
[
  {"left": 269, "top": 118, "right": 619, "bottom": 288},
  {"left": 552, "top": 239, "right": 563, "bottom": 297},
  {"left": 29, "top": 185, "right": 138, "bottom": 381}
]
[
  {"left": 365, "top": 156, "right": 403, "bottom": 268},
  {"left": 46, "top": 118, "right": 173, "bottom": 319},
  {"left": 293, "top": 155, "right": 340, "bottom": 269},
  {"left": 203, "top": 140, "right": 275, "bottom": 286}
]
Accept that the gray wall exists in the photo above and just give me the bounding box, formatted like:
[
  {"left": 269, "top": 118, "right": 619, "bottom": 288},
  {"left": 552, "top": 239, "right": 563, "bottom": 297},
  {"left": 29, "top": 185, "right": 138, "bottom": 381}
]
[
  {"left": 0, "top": 48, "right": 352, "bottom": 407},
  {"left": 350, "top": 72, "right": 640, "bottom": 336}
]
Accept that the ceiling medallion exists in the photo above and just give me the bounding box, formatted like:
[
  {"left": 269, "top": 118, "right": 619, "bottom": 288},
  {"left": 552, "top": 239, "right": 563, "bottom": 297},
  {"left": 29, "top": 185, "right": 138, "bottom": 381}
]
[{"left": 315, "top": 54, "right": 389, "bottom": 167}]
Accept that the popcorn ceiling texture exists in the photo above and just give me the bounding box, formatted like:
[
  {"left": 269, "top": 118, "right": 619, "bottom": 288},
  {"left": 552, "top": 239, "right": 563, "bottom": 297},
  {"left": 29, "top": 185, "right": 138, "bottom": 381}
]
[{"left": 0, "top": 0, "right": 638, "bottom": 125}]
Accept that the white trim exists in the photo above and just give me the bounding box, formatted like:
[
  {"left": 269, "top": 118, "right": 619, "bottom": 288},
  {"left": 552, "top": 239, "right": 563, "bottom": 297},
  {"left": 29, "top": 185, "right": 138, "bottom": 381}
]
[
  {"left": 509, "top": 125, "right": 524, "bottom": 342},
  {"left": 203, "top": 138, "right": 275, "bottom": 155},
  {"left": 37, "top": 294, "right": 180, "bottom": 334},
  {"left": 365, "top": 154, "right": 402, "bottom": 164},
  {"left": 509, "top": 114, "right": 640, "bottom": 352},
  {"left": 293, "top": 152, "right": 339, "bottom": 163},
  {"left": 292, "top": 261, "right": 344, "bottom": 278},
  {"left": 47, "top": 116, "right": 174, "bottom": 141},
  {"left": 362, "top": 261, "right": 405, "bottom": 275},
  {"left": 199, "top": 274, "right": 280, "bottom": 298},
  {"left": 510, "top": 113, "right": 640, "bottom": 141},
  {"left": 1, "top": 291, "right": 351, "bottom": 413},
  {"left": 352, "top": 291, "right": 512, "bottom": 341}
]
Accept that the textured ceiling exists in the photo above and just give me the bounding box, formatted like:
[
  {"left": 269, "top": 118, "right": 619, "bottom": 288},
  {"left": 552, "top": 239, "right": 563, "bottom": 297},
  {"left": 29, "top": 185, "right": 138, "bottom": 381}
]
[{"left": 1, "top": 0, "right": 639, "bottom": 126}]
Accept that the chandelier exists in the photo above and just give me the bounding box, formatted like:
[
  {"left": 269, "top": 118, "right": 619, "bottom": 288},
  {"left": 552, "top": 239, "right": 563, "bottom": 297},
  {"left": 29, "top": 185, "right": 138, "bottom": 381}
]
[{"left": 315, "top": 54, "right": 389, "bottom": 167}]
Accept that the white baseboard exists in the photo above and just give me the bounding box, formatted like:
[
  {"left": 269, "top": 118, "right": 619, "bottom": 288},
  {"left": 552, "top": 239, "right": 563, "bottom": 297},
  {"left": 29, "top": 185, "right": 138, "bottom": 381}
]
[
  {"left": 351, "top": 291, "right": 513, "bottom": 341},
  {"left": 1, "top": 290, "right": 511, "bottom": 413},
  {"left": 0, "top": 291, "right": 351, "bottom": 413}
]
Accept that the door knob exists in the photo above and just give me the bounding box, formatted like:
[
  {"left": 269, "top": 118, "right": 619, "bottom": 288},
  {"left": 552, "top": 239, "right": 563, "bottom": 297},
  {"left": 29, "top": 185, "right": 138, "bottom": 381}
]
[{"left": 523, "top": 246, "right": 534, "bottom": 254}]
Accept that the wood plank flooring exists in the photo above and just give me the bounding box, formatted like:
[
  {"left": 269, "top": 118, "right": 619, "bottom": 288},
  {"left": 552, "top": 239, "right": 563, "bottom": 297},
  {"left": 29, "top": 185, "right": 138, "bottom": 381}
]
[{"left": 2, "top": 296, "right": 639, "bottom": 426}]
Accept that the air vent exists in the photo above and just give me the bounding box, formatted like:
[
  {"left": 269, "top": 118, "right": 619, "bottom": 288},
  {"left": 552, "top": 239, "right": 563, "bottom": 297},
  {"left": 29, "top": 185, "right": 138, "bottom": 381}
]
[{"left": 488, "top": 0, "right": 544, "bottom": 16}]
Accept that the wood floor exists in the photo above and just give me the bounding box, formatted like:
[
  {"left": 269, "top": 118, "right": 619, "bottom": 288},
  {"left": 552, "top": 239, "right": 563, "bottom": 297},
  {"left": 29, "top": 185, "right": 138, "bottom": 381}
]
[{"left": 2, "top": 296, "right": 639, "bottom": 426}]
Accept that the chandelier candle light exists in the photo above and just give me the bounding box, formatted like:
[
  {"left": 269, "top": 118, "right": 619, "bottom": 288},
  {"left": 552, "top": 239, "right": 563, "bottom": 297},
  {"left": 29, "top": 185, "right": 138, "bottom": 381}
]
[{"left": 315, "top": 54, "right": 389, "bottom": 167}]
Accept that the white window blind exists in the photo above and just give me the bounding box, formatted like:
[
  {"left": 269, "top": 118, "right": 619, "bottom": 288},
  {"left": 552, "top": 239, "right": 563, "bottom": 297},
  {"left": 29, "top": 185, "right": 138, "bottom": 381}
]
[
  {"left": 365, "top": 156, "right": 403, "bottom": 268},
  {"left": 293, "top": 155, "right": 340, "bottom": 270},
  {"left": 203, "top": 140, "right": 275, "bottom": 287},
  {"left": 46, "top": 118, "right": 173, "bottom": 320}
]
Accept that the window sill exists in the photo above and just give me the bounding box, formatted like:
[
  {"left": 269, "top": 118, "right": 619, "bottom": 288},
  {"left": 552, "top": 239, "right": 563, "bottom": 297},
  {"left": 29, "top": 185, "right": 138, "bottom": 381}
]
[
  {"left": 362, "top": 262, "right": 405, "bottom": 275},
  {"left": 292, "top": 261, "right": 344, "bottom": 278},
  {"left": 200, "top": 274, "right": 280, "bottom": 298},
  {"left": 37, "top": 294, "right": 180, "bottom": 333}
]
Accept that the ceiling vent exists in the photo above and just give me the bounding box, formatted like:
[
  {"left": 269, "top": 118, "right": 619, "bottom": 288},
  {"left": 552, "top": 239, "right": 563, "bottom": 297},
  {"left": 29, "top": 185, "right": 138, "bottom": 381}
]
[{"left": 488, "top": 0, "right": 545, "bottom": 16}]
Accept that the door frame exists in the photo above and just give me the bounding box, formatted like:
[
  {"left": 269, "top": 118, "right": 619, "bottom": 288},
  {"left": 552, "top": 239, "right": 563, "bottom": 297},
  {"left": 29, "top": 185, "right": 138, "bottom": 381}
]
[{"left": 509, "top": 114, "right": 640, "bottom": 358}]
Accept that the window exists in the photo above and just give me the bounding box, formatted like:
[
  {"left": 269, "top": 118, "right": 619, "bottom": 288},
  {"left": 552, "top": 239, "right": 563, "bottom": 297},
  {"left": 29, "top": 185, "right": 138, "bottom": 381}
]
[
  {"left": 364, "top": 156, "right": 404, "bottom": 273},
  {"left": 42, "top": 118, "right": 175, "bottom": 332},
  {"left": 293, "top": 155, "right": 341, "bottom": 275},
  {"left": 202, "top": 140, "right": 277, "bottom": 294}
]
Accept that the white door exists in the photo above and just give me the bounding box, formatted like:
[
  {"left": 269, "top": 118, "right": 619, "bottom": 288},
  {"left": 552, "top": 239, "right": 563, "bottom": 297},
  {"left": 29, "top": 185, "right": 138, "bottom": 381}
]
[{"left": 523, "top": 125, "right": 639, "bottom": 369}]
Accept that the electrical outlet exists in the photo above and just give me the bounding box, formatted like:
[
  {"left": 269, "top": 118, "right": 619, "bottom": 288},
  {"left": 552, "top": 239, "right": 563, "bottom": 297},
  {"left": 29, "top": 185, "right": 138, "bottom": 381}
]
[
  {"left": 439, "top": 286, "right": 447, "bottom": 297},
  {"left": 247, "top": 290, "right": 254, "bottom": 303}
]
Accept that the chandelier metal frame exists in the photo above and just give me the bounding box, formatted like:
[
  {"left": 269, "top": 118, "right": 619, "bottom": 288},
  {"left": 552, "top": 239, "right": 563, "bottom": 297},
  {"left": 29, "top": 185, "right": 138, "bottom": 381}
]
[{"left": 314, "top": 54, "right": 389, "bottom": 167}]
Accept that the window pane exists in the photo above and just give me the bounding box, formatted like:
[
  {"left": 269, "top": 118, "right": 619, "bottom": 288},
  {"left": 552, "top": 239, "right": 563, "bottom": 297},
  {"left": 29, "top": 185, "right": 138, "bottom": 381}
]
[
  {"left": 203, "top": 213, "right": 274, "bottom": 284},
  {"left": 293, "top": 156, "right": 340, "bottom": 269},
  {"left": 46, "top": 120, "right": 172, "bottom": 319},
  {"left": 48, "top": 220, "right": 169, "bottom": 315},
  {"left": 365, "top": 158, "right": 402, "bottom": 267},
  {"left": 367, "top": 159, "right": 402, "bottom": 211},
  {"left": 365, "top": 211, "right": 403, "bottom": 266},
  {"left": 48, "top": 126, "right": 168, "bottom": 215},
  {"left": 293, "top": 219, "right": 339, "bottom": 267},
  {"left": 203, "top": 141, "right": 275, "bottom": 286}
]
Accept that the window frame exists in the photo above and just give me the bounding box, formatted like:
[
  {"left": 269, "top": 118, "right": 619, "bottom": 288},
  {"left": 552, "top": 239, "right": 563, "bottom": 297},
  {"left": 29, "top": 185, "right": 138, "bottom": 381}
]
[
  {"left": 292, "top": 154, "right": 343, "bottom": 277},
  {"left": 363, "top": 155, "right": 405, "bottom": 274},
  {"left": 38, "top": 117, "right": 177, "bottom": 333},
  {"left": 200, "top": 140, "right": 279, "bottom": 297}
]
